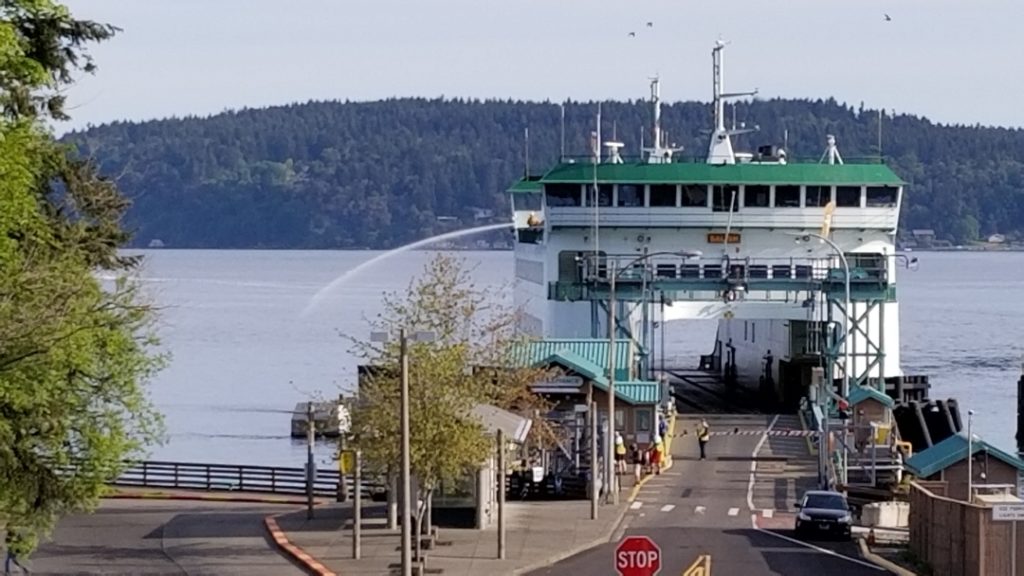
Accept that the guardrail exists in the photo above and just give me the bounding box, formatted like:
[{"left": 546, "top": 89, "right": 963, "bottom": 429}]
[{"left": 110, "top": 460, "right": 385, "bottom": 498}]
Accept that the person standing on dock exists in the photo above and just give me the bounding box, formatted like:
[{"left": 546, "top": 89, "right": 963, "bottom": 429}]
[
  {"left": 614, "top": 433, "right": 627, "bottom": 474},
  {"left": 697, "top": 419, "right": 711, "bottom": 460}
]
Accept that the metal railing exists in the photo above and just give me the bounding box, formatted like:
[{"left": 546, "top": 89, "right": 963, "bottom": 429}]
[{"left": 109, "top": 460, "right": 385, "bottom": 498}]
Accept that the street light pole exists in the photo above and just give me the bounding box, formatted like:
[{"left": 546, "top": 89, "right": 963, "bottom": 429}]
[
  {"left": 606, "top": 260, "right": 618, "bottom": 506},
  {"left": 306, "top": 401, "right": 315, "bottom": 519},
  {"left": 598, "top": 250, "right": 702, "bottom": 506},
  {"left": 795, "top": 232, "right": 850, "bottom": 487},
  {"left": 968, "top": 409, "right": 975, "bottom": 503},
  {"left": 399, "top": 328, "right": 412, "bottom": 576}
]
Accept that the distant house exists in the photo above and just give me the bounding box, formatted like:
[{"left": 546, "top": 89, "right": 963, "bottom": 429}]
[
  {"left": 471, "top": 208, "right": 495, "bottom": 221},
  {"left": 988, "top": 234, "right": 1006, "bottom": 244},
  {"left": 911, "top": 229, "right": 936, "bottom": 248}
]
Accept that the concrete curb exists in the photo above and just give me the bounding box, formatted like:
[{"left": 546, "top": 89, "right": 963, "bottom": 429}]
[
  {"left": 627, "top": 413, "right": 677, "bottom": 503},
  {"left": 857, "top": 536, "right": 918, "bottom": 576},
  {"left": 105, "top": 489, "right": 318, "bottom": 506},
  {"left": 510, "top": 415, "right": 681, "bottom": 574},
  {"left": 510, "top": 502, "right": 629, "bottom": 576},
  {"left": 265, "top": 514, "right": 338, "bottom": 576}
]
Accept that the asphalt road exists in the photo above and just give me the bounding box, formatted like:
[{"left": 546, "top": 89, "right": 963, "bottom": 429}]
[
  {"left": 27, "top": 499, "right": 306, "bottom": 576},
  {"left": 529, "top": 414, "right": 891, "bottom": 576}
]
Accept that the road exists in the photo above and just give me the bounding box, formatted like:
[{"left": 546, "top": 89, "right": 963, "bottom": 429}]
[
  {"left": 528, "top": 414, "right": 891, "bottom": 576},
  {"left": 28, "top": 499, "right": 305, "bottom": 575}
]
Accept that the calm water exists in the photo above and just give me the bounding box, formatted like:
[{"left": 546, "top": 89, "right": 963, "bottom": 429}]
[{"left": 133, "top": 250, "right": 1024, "bottom": 467}]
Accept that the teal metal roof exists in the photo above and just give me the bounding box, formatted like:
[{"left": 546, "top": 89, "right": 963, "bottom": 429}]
[
  {"left": 538, "top": 351, "right": 607, "bottom": 385},
  {"left": 848, "top": 385, "right": 895, "bottom": 409},
  {"left": 539, "top": 161, "right": 905, "bottom": 186},
  {"left": 615, "top": 381, "right": 662, "bottom": 405},
  {"left": 512, "top": 338, "right": 633, "bottom": 381},
  {"left": 905, "top": 433, "right": 1024, "bottom": 479}
]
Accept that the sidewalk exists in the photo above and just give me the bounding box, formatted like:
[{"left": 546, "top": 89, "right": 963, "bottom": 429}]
[{"left": 276, "top": 497, "right": 630, "bottom": 576}]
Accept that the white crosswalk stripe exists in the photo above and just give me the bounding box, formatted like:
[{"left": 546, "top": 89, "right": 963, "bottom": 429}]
[
  {"left": 630, "top": 501, "right": 644, "bottom": 510},
  {"left": 695, "top": 505, "right": 706, "bottom": 515},
  {"left": 660, "top": 504, "right": 675, "bottom": 512},
  {"left": 762, "top": 509, "right": 774, "bottom": 518},
  {"left": 728, "top": 507, "right": 740, "bottom": 516}
]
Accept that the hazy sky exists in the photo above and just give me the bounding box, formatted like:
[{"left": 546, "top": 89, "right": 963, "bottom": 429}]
[{"left": 58, "top": 0, "right": 1022, "bottom": 132}]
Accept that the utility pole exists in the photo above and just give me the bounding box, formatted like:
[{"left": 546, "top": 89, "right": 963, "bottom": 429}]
[
  {"left": 400, "top": 328, "right": 412, "bottom": 576},
  {"left": 497, "top": 428, "right": 506, "bottom": 560},
  {"left": 338, "top": 435, "right": 349, "bottom": 503},
  {"left": 353, "top": 448, "right": 362, "bottom": 559},
  {"left": 306, "top": 401, "right": 315, "bottom": 519},
  {"left": 606, "top": 260, "right": 619, "bottom": 505}
]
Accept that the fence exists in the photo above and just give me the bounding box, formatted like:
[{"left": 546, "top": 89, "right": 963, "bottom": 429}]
[
  {"left": 909, "top": 481, "right": 1024, "bottom": 576},
  {"left": 111, "top": 460, "right": 385, "bottom": 498}
]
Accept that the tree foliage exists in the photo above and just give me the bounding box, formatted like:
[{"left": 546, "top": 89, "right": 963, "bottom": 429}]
[
  {"left": 64, "top": 96, "right": 1024, "bottom": 248},
  {"left": 0, "top": 0, "right": 162, "bottom": 557},
  {"left": 349, "top": 254, "right": 553, "bottom": 514}
]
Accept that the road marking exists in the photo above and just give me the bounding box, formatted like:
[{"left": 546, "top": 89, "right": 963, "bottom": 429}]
[
  {"left": 683, "top": 554, "right": 712, "bottom": 576},
  {"left": 746, "top": 414, "right": 780, "bottom": 514},
  {"left": 695, "top": 505, "right": 706, "bottom": 515},
  {"left": 762, "top": 509, "right": 774, "bottom": 519},
  {"left": 660, "top": 504, "right": 675, "bottom": 512},
  {"left": 728, "top": 507, "right": 739, "bottom": 516},
  {"left": 754, "top": 527, "right": 886, "bottom": 571},
  {"left": 630, "top": 501, "right": 644, "bottom": 510}
]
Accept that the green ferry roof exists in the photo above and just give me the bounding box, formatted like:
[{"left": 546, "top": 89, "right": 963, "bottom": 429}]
[{"left": 509, "top": 162, "right": 904, "bottom": 191}]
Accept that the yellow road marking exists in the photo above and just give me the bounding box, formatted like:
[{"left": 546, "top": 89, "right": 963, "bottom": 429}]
[{"left": 682, "top": 553, "right": 711, "bottom": 576}]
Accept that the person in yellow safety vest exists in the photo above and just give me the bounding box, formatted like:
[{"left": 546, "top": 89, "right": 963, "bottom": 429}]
[
  {"left": 614, "top": 432, "right": 627, "bottom": 474},
  {"left": 697, "top": 419, "right": 710, "bottom": 460}
]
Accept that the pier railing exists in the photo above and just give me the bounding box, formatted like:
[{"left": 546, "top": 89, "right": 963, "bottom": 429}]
[{"left": 110, "top": 460, "right": 386, "bottom": 498}]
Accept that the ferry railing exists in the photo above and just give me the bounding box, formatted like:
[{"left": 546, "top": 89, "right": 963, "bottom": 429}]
[
  {"left": 578, "top": 253, "right": 889, "bottom": 285},
  {"left": 107, "top": 460, "right": 386, "bottom": 498},
  {"left": 556, "top": 154, "right": 889, "bottom": 166}
]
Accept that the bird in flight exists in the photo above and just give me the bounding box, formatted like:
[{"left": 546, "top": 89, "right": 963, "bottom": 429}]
[
  {"left": 646, "top": 21, "right": 653, "bottom": 27},
  {"left": 884, "top": 13, "right": 892, "bottom": 21},
  {"left": 628, "top": 31, "right": 636, "bottom": 37}
]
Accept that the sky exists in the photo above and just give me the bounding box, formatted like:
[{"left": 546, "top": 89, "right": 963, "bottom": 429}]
[{"left": 58, "top": 0, "right": 1023, "bottom": 133}]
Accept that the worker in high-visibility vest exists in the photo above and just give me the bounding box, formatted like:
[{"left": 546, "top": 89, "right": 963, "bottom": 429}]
[
  {"left": 614, "top": 432, "right": 627, "bottom": 474},
  {"left": 696, "top": 419, "right": 710, "bottom": 460}
]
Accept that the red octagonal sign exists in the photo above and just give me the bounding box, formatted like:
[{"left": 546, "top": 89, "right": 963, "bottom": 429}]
[{"left": 615, "top": 535, "right": 662, "bottom": 576}]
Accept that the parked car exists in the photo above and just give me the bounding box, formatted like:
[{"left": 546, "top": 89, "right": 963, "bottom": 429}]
[{"left": 793, "top": 490, "right": 853, "bottom": 540}]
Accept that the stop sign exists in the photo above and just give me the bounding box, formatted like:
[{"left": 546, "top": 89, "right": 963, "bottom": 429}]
[{"left": 614, "top": 535, "right": 662, "bottom": 576}]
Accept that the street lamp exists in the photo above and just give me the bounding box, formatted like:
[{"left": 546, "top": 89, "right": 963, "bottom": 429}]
[
  {"left": 599, "top": 249, "right": 702, "bottom": 505},
  {"left": 967, "top": 409, "right": 975, "bottom": 503},
  {"left": 793, "top": 232, "right": 850, "bottom": 489},
  {"left": 370, "top": 328, "right": 436, "bottom": 576}
]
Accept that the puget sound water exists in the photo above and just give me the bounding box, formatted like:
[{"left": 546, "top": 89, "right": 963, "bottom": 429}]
[{"left": 132, "top": 249, "right": 1024, "bottom": 467}]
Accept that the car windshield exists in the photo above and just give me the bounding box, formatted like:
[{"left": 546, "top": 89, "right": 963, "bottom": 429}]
[{"left": 804, "top": 494, "right": 847, "bottom": 510}]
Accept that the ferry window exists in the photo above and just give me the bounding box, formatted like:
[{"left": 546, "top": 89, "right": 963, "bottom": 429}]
[
  {"left": 681, "top": 264, "right": 700, "bottom": 278},
  {"left": 749, "top": 264, "right": 768, "bottom": 279},
  {"left": 617, "top": 184, "right": 643, "bottom": 207},
  {"left": 775, "top": 185, "right": 801, "bottom": 207},
  {"left": 771, "top": 265, "right": 791, "bottom": 279},
  {"left": 586, "top": 184, "right": 613, "bottom": 207},
  {"left": 744, "top": 185, "right": 770, "bottom": 208},
  {"left": 836, "top": 186, "right": 862, "bottom": 208},
  {"left": 649, "top": 184, "right": 676, "bottom": 207},
  {"left": 545, "top": 184, "right": 581, "bottom": 207},
  {"left": 712, "top": 185, "right": 740, "bottom": 212},
  {"left": 806, "top": 185, "right": 832, "bottom": 207},
  {"left": 681, "top": 185, "right": 707, "bottom": 207},
  {"left": 514, "top": 191, "right": 542, "bottom": 211},
  {"left": 656, "top": 264, "right": 677, "bottom": 278},
  {"left": 866, "top": 186, "right": 898, "bottom": 207}
]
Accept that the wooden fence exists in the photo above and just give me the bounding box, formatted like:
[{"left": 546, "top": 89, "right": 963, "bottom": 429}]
[
  {"left": 111, "top": 460, "right": 385, "bottom": 498},
  {"left": 910, "top": 481, "right": 1024, "bottom": 576}
]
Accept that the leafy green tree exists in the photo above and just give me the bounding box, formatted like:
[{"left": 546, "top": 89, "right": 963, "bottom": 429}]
[
  {"left": 0, "top": 1, "right": 163, "bottom": 557},
  {"left": 348, "top": 254, "right": 552, "bottom": 545}
]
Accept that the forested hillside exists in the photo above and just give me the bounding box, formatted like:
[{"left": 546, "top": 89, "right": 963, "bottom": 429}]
[{"left": 65, "top": 98, "right": 1024, "bottom": 249}]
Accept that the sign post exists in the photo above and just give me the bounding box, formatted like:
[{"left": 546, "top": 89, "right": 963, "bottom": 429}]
[
  {"left": 992, "top": 503, "right": 1024, "bottom": 575},
  {"left": 615, "top": 535, "right": 662, "bottom": 576}
]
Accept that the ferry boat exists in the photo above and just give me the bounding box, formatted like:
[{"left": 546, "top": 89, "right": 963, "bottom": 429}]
[{"left": 507, "top": 40, "right": 926, "bottom": 410}]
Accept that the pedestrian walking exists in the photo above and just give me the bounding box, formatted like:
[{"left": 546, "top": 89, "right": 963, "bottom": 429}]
[
  {"left": 4, "top": 531, "right": 29, "bottom": 575},
  {"left": 651, "top": 435, "right": 663, "bottom": 475},
  {"left": 614, "top": 432, "right": 627, "bottom": 474},
  {"left": 629, "top": 443, "right": 641, "bottom": 482},
  {"left": 697, "top": 419, "right": 710, "bottom": 460}
]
